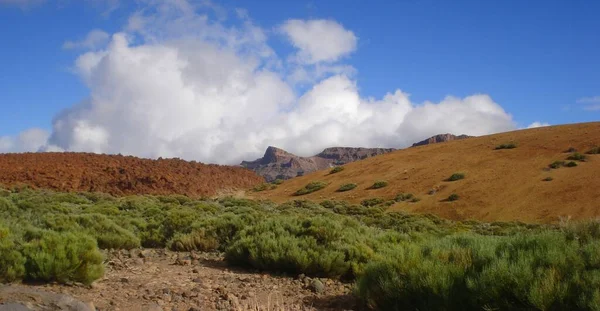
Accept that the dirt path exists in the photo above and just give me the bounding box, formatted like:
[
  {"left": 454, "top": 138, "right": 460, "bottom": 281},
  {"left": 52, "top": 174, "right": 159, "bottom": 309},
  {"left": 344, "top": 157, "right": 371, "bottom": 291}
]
[{"left": 1, "top": 249, "right": 356, "bottom": 311}]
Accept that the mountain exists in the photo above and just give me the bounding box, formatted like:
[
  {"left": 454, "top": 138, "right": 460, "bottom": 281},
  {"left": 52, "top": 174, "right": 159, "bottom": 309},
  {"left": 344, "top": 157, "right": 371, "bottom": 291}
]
[
  {"left": 253, "top": 122, "right": 600, "bottom": 224},
  {"left": 411, "top": 133, "right": 473, "bottom": 147},
  {"left": 241, "top": 146, "right": 396, "bottom": 182}
]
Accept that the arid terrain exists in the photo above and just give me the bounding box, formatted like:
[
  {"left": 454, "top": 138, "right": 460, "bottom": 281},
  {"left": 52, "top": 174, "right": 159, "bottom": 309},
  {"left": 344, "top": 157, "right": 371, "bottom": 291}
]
[
  {"left": 254, "top": 122, "right": 600, "bottom": 223},
  {"left": 0, "top": 152, "right": 262, "bottom": 197}
]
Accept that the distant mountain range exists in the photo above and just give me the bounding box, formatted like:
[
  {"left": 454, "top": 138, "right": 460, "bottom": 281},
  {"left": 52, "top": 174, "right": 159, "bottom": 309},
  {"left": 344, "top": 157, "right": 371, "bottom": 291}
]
[{"left": 242, "top": 133, "right": 472, "bottom": 181}]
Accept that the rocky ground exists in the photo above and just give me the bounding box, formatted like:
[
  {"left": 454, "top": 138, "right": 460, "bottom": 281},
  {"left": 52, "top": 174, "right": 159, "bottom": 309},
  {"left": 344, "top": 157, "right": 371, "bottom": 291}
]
[{"left": 0, "top": 249, "right": 357, "bottom": 311}]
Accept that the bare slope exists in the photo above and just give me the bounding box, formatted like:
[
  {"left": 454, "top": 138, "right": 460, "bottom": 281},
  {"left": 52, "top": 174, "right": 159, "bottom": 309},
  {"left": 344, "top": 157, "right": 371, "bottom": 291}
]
[
  {"left": 255, "top": 122, "right": 600, "bottom": 223},
  {"left": 0, "top": 152, "right": 263, "bottom": 197}
]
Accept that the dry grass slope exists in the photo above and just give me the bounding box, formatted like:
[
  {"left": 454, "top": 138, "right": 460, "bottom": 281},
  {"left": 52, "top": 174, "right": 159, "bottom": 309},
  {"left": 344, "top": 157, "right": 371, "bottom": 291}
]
[{"left": 255, "top": 122, "right": 600, "bottom": 223}]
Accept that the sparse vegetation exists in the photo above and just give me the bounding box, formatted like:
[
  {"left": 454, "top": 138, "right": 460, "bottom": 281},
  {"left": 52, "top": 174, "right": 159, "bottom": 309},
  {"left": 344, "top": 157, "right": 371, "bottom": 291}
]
[
  {"left": 368, "top": 180, "right": 388, "bottom": 189},
  {"left": 293, "top": 181, "right": 327, "bottom": 196},
  {"left": 361, "top": 198, "right": 385, "bottom": 207},
  {"left": 446, "top": 193, "right": 459, "bottom": 201},
  {"left": 565, "top": 147, "right": 577, "bottom": 153},
  {"left": 329, "top": 166, "right": 345, "bottom": 174},
  {"left": 271, "top": 179, "right": 284, "bottom": 185},
  {"left": 494, "top": 142, "right": 517, "bottom": 150},
  {"left": 567, "top": 152, "right": 586, "bottom": 161},
  {"left": 587, "top": 146, "right": 600, "bottom": 154},
  {"left": 252, "top": 183, "right": 276, "bottom": 192},
  {"left": 566, "top": 161, "right": 578, "bottom": 167},
  {"left": 394, "top": 193, "right": 414, "bottom": 202},
  {"left": 446, "top": 172, "right": 465, "bottom": 181},
  {"left": 337, "top": 183, "right": 357, "bottom": 192},
  {"left": 542, "top": 177, "right": 554, "bottom": 182},
  {"left": 549, "top": 161, "right": 566, "bottom": 169}
]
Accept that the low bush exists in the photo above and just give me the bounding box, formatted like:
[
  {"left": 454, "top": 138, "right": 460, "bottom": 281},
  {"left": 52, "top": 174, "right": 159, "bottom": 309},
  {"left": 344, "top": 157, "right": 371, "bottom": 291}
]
[
  {"left": 446, "top": 172, "right": 465, "bottom": 181},
  {"left": 337, "top": 183, "right": 357, "bottom": 192},
  {"left": 587, "top": 146, "right": 600, "bottom": 154},
  {"left": 394, "top": 193, "right": 414, "bottom": 202},
  {"left": 565, "top": 147, "right": 577, "bottom": 153},
  {"left": 549, "top": 161, "right": 566, "bottom": 169},
  {"left": 294, "top": 182, "right": 328, "bottom": 196},
  {"left": 329, "top": 166, "right": 345, "bottom": 174},
  {"left": 566, "top": 161, "right": 578, "bottom": 167},
  {"left": 446, "top": 193, "right": 459, "bottom": 202},
  {"left": 271, "top": 179, "right": 284, "bottom": 185},
  {"left": 542, "top": 177, "right": 554, "bottom": 181},
  {"left": 567, "top": 152, "right": 587, "bottom": 161},
  {"left": 252, "top": 183, "right": 276, "bottom": 192},
  {"left": 368, "top": 181, "right": 388, "bottom": 190},
  {"left": 495, "top": 142, "right": 517, "bottom": 150},
  {"left": 23, "top": 231, "right": 104, "bottom": 285},
  {"left": 0, "top": 225, "right": 25, "bottom": 282},
  {"left": 361, "top": 198, "right": 385, "bottom": 207}
]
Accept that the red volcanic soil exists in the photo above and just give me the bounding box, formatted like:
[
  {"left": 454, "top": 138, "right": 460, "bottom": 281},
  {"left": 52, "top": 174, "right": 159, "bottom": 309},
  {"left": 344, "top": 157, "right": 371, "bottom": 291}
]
[{"left": 0, "top": 152, "right": 263, "bottom": 197}]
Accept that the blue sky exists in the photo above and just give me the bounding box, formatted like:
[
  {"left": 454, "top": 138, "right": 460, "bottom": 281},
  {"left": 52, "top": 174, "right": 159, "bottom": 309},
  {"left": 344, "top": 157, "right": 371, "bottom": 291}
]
[{"left": 0, "top": 0, "right": 598, "bottom": 163}]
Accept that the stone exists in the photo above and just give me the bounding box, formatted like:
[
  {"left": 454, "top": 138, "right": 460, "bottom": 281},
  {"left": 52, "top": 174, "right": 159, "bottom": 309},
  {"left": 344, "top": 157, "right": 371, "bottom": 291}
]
[{"left": 309, "top": 279, "right": 325, "bottom": 294}]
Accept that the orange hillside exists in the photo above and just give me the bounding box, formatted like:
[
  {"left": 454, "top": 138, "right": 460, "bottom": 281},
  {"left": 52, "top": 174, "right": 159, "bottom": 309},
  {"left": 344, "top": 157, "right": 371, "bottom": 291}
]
[{"left": 254, "top": 122, "right": 600, "bottom": 224}]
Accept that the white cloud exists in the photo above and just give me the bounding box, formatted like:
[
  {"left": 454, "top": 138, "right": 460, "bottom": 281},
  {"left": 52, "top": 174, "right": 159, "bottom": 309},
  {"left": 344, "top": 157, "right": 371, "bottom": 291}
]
[
  {"left": 0, "top": 0, "right": 45, "bottom": 8},
  {"left": 527, "top": 122, "right": 550, "bottom": 129},
  {"left": 0, "top": 128, "right": 49, "bottom": 153},
  {"left": 63, "top": 29, "right": 110, "bottom": 50},
  {"left": 577, "top": 96, "right": 600, "bottom": 104},
  {"left": 16, "top": 0, "right": 518, "bottom": 164},
  {"left": 280, "top": 19, "right": 357, "bottom": 64}
]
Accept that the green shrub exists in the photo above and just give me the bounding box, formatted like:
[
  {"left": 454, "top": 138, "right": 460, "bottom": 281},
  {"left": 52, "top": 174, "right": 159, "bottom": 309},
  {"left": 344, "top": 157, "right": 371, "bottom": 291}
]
[
  {"left": 361, "top": 198, "right": 385, "bottom": 207},
  {"left": 329, "top": 166, "right": 345, "bottom": 174},
  {"left": 394, "top": 193, "right": 414, "bottom": 202},
  {"left": 587, "top": 147, "right": 600, "bottom": 154},
  {"left": 368, "top": 181, "right": 388, "bottom": 190},
  {"left": 446, "top": 194, "right": 459, "bottom": 202},
  {"left": 252, "top": 183, "right": 276, "bottom": 192},
  {"left": 23, "top": 231, "right": 104, "bottom": 285},
  {"left": 567, "top": 153, "right": 587, "bottom": 161},
  {"left": 409, "top": 197, "right": 421, "bottom": 203},
  {"left": 168, "top": 229, "right": 219, "bottom": 252},
  {"left": 542, "top": 177, "right": 554, "bottom": 181},
  {"left": 337, "top": 183, "right": 357, "bottom": 192},
  {"left": 495, "top": 142, "right": 517, "bottom": 150},
  {"left": 0, "top": 225, "right": 25, "bottom": 282},
  {"left": 566, "top": 161, "right": 578, "bottom": 167},
  {"left": 549, "top": 161, "right": 566, "bottom": 169},
  {"left": 447, "top": 172, "right": 465, "bottom": 181},
  {"left": 565, "top": 147, "right": 577, "bottom": 153},
  {"left": 272, "top": 179, "right": 284, "bottom": 185},
  {"left": 294, "top": 182, "right": 327, "bottom": 196}
]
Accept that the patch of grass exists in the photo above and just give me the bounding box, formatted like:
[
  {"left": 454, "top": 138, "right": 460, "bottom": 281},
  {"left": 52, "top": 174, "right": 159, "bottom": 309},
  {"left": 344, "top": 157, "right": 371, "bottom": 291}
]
[
  {"left": 294, "top": 181, "right": 328, "bottom": 196},
  {"left": 446, "top": 193, "right": 460, "bottom": 202},
  {"left": 567, "top": 153, "right": 586, "bottom": 161},
  {"left": 586, "top": 146, "right": 600, "bottom": 154},
  {"left": 446, "top": 172, "right": 466, "bottom": 181},
  {"left": 495, "top": 142, "right": 517, "bottom": 150},
  {"left": 549, "top": 161, "right": 566, "bottom": 169},
  {"left": 337, "top": 183, "right": 357, "bottom": 192},
  {"left": 565, "top": 161, "right": 578, "bottom": 167},
  {"left": 361, "top": 198, "right": 385, "bottom": 207},
  {"left": 542, "top": 177, "right": 554, "bottom": 182},
  {"left": 252, "top": 183, "right": 276, "bottom": 192},
  {"left": 329, "top": 166, "right": 345, "bottom": 174},
  {"left": 368, "top": 181, "right": 388, "bottom": 190},
  {"left": 271, "top": 179, "right": 284, "bottom": 185}
]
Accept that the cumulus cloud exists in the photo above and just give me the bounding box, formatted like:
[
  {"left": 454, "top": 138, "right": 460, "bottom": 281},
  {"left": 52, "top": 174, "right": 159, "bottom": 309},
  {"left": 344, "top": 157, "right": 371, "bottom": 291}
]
[
  {"left": 527, "top": 122, "right": 550, "bottom": 129},
  {"left": 63, "top": 29, "right": 110, "bottom": 50},
  {"left": 280, "top": 19, "right": 357, "bottom": 64},
  {"left": 4, "top": 0, "right": 518, "bottom": 164},
  {"left": 0, "top": 128, "right": 49, "bottom": 153}
]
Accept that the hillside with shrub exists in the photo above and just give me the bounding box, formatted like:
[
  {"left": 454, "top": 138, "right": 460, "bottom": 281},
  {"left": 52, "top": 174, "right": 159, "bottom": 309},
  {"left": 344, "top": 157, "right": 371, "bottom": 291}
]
[
  {"left": 0, "top": 152, "right": 263, "bottom": 197},
  {"left": 254, "top": 122, "right": 600, "bottom": 223},
  {"left": 3, "top": 188, "right": 600, "bottom": 310}
]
